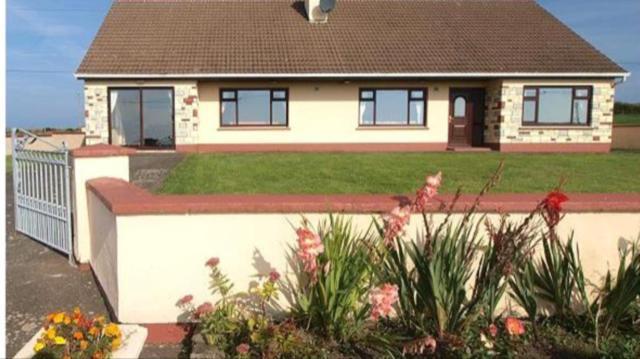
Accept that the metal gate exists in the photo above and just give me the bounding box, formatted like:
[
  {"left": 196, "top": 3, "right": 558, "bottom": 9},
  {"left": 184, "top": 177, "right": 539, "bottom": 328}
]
[{"left": 12, "top": 128, "right": 73, "bottom": 262}]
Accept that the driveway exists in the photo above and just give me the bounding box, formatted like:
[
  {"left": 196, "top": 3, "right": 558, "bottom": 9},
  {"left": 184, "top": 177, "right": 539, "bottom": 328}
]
[{"left": 6, "top": 164, "right": 184, "bottom": 357}]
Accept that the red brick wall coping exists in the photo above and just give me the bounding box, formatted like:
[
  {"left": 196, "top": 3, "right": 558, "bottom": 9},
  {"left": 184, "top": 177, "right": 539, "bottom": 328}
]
[
  {"left": 87, "top": 178, "right": 640, "bottom": 215},
  {"left": 71, "top": 144, "right": 137, "bottom": 158}
]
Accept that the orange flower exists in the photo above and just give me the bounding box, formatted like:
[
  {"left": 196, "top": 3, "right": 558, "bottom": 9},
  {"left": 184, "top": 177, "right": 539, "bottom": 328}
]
[
  {"left": 505, "top": 316, "right": 525, "bottom": 336},
  {"left": 63, "top": 355, "right": 71, "bottom": 359},
  {"left": 73, "top": 331, "right": 84, "bottom": 340},
  {"left": 80, "top": 340, "right": 89, "bottom": 350},
  {"left": 73, "top": 307, "right": 81, "bottom": 316},
  {"left": 92, "top": 351, "right": 103, "bottom": 359},
  {"left": 63, "top": 315, "right": 72, "bottom": 325},
  {"left": 88, "top": 326, "right": 100, "bottom": 337},
  {"left": 53, "top": 312, "right": 65, "bottom": 324}
]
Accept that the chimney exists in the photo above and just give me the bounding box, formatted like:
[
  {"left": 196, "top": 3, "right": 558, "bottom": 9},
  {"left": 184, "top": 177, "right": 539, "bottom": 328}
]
[{"left": 305, "top": 0, "right": 333, "bottom": 24}]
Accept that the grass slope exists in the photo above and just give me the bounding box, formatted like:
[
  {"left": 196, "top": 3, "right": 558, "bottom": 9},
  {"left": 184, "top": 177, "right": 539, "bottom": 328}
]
[{"left": 159, "top": 151, "right": 640, "bottom": 195}]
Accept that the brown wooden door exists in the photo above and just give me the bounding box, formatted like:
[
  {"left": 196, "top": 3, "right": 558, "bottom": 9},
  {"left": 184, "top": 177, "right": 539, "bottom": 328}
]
[{"left": 449, "top": 88, "right": 485, "bottom": 147}]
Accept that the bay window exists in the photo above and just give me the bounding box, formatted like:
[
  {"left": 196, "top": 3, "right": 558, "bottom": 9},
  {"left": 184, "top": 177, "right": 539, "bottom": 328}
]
[
  {"left": 522, "top": 86, "right": 592, "bottom": 126},
  {"left": 359, "top": 89, "right": 427, "bottom": 126},
  {"left": 220, "top": 89, "right": 288, "bottom": 127}
]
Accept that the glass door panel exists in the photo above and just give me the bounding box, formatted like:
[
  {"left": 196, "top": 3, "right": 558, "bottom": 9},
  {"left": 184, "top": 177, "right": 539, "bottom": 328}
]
[{"left": 142, "top": 89, "right": 174, "bottom": 147}]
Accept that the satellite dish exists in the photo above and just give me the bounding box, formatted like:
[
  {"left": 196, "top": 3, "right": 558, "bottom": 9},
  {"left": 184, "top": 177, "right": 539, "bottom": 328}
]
[{"left": 319, "top": 0, "right": 336, "bottom": 13}]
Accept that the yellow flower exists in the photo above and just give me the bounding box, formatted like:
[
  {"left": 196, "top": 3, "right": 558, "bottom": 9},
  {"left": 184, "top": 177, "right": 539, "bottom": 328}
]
[
  {"left": 95, "top": 315, "right": 106, "bottom": 324},
  {"left": 63, "top": 315, "right": 71, "bottom": 325},
  {"left": 111, "top": 337, "right": 122, "bottom": 350},
  {"left": 53, "top": 312, "right": 65, "bottom": 324},
  {"left": 54, "top": 336, "right": 67, "bottom": 345},
  {"left": 104, "top": 323, "right": 120, "bottom": 338},
  {"left": 88, "top": 327, "right": 100, "bottom": 337},
  {"left": 73, "top": 307, "right": 81, "bottom": 315},
  {"left": 46, "top": 327, "right": 57, "bottom": 340},
  {"left": 80, "top": 340, "right": 89, "bottom": 350},
  {"left": 34, "top": 341, "right": 45, "bottom": 352}
]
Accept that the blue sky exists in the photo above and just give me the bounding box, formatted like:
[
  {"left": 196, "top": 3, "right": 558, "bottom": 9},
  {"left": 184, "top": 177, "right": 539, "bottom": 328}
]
[{"left": 6, "top": 0, "right": 640, "bottom": 129}]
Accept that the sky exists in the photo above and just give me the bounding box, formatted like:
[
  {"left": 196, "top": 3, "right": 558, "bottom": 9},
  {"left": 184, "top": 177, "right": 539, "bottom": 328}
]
[{"left": 6, "top": 0, "right": 640, "bottom": 129}]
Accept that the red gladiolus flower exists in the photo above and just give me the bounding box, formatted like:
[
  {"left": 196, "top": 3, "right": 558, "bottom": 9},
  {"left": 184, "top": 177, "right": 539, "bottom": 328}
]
[
  {"left": 176, "top": 294, "right": 193, "bottom": 307},
  {"left": 542, "top": 191, "right": 569, "bottom": 228},
  {"left": 504, "top": 317, "right": 525, "bottom": 336},
  {"left": 205, "top": 257, "right": 220, "bottom": 267}
]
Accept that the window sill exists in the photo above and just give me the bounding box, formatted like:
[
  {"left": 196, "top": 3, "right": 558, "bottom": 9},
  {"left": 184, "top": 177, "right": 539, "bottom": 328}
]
[
  {"left": 356, "top": 126, "right": 429, "bottom": 131},
  {"left": 519, "top": 126, "right": 592, "bottom": 131},
  {"left": 218, "top": 126, "right": 290, "bottom": 131}
]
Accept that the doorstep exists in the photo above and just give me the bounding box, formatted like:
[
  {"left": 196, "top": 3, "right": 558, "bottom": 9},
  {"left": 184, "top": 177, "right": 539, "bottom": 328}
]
[{"left": 446, "top": 145, "right": 493, "bottom": 152}]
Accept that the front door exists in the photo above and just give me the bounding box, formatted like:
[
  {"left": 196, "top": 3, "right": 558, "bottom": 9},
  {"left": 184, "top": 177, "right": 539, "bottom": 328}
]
[{"left": 449, "top": 88, "right": 485, "bottom": 147}]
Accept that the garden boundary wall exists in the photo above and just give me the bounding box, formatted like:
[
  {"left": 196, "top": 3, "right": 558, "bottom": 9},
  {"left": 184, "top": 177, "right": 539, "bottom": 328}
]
[{"left": 83, "top": 175, "right": 640, "bottom": 323}]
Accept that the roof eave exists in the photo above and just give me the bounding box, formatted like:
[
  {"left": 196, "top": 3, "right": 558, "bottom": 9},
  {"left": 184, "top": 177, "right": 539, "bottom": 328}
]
[{"left": 74, "top": 72, "right": 631, "bottom": 80}]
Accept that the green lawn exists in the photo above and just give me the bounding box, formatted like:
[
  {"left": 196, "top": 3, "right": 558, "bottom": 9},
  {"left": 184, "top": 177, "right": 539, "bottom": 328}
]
[
  {"left": 615, "top": 113, "right": 640, "bottom": 125},
  {"left": 158, "top": 151, "right": 640, "bottom": 195}
]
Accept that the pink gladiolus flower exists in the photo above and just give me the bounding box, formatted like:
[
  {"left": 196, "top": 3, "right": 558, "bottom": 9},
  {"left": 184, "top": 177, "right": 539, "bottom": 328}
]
[
  {"left": 383, "top": 206, "right": 411, "bottom": 247},
  {"left": 236, "top": 343, "right": 250, "bottom": 354},
  {"left": 176, "top": 294, "right": 193, "bottom": 307},
  {"left": 414, "top": 172, "right": 442, "bottom": 212},
  {"left": 488, "top": 324, "right": 498, "bottom": 337},
  {"left": 205, "top": 257, "right": 220, "bottom": 267},
  {"left": 296, "top": 226, "right": 324, "bottom": 280},
  {"left": 369, "top": 283, "right": 399, "bottom": 320},
  {"left": 269, "top": 270, "right": 281, "bottom": 282},
  {"left": 193, "top": 302, "right": 214, "bottom": 318}
]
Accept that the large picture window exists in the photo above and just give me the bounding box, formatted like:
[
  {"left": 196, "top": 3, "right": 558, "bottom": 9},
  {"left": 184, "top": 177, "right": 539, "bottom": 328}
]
[
  {"left": 220, "top": 89, "right": 288, "bottom": 127},
  {"left": 522, "top": 86, "right": 592, "bottom": 126},
  {"left": 108, "top": 87, "right": 174, "bottom": 148},
  {"left": 359, "top": 89, "right": 427, "bottom": 126}
]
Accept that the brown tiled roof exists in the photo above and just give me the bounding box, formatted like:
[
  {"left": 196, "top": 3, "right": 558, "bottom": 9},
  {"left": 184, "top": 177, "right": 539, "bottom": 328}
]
[{"left": 76, "top": 0, "right": 626, "bottom": 77}]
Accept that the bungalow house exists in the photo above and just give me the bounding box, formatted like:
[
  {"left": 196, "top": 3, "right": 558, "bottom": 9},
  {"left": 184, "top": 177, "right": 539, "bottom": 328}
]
[{"left": 76, "top": 0, "right": 629, "bottom": 153}]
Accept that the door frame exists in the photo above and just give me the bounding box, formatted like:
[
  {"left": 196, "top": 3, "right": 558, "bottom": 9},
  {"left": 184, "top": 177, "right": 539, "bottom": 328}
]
[
  {"left": 107, "top": 86, "right": 176, "bottom": 150},
  {"left": 448, "top": 88, "right": 485, "bottom": 147}
]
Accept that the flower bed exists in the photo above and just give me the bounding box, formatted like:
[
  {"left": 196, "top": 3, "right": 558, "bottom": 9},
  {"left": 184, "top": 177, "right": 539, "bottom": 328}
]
[{"left": 175, "top": 166, "right": 640, "bottom": 358}]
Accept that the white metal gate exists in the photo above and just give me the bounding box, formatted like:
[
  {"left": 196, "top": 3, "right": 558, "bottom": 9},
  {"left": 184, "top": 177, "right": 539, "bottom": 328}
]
[{"left": 12, "top": 128, "right": 73, "bottom": 262}]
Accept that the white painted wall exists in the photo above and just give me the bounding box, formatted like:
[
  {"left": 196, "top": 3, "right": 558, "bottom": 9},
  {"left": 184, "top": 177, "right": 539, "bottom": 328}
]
[
  {"left": 87, "top": 190, "right": 120, "bottom": 316},
  {"left": 72, "top": 156, "right": 129, "bottom": 262},
  {"left": 88, "top": 208, "right": 640, "bottom": 323}
]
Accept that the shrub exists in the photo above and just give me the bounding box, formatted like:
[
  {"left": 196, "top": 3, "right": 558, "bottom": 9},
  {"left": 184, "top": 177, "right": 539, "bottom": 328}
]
[
  {"left": 290, "top": 215, "right": 399, "bottom": 354},
  {"left": 379, "top": 164, "right": 558, "bottom": 354},
  {"left": 32, "top": 308, "right": 122, "bottom": 359},
  {"left": 595, "top": 238, "right": 640, "bottom": 338}
]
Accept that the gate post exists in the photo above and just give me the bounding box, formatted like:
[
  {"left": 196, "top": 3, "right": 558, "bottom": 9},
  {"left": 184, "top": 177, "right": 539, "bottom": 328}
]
[{"left": 71, "top": 145, "right": 136, "bottom": 263}]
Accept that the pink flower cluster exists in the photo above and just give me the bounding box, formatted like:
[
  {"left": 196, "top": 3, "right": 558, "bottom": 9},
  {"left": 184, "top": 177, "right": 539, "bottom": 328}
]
[
  {"left": 413, "top": 172, "right": 442, "bottom": 212},
  {"left": 383, "top": 205, "right": 411, "bottom": 247},
  {"left": 369, "top": 283, "right": 399, "bottom": 320},
  {"left": 296, "top": 226, "right": 324, "bottom": 280},
  {"left": 205, "top": 257, "right": 220, "bottom": 267},
  {"left": 194, "top": 302, "right": 214, "bottom": 319}
]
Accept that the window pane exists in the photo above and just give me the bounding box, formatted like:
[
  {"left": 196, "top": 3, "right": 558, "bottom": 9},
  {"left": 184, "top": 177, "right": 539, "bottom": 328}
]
[
  {"left": 575, "top": 89, "right": 589, "bottom": 98},
  {"left": 523, "top": 100, "right": 536, "bottom": 123},
  {"left": 109, "top": 89, "right": 141, "bottom": 146},
  {"left": 375, "top": 90, "right": 408, "bottom": 124},
  {"left": 222, "top": 91, "right": 236, "bottom": 100},
  {"left": 410, "top": 90, "right": 424, "bottom": 99},
  {"left": 409, "top": 101, "right": 424, "bottom": 125},
  {"left": 237, "top": 90, "right": 270, "bottom": 125},
  {"left": 524, "top": 89, "right": 537, "bottom": 97},
  {"left": 573, "top": 99, "right": 589, "bottom": 124},
  {"left": 142, "top": 89, "right": 174, "bottom": 147},
  {"left": 538, "top": 88, "right": 572, "bottom": 124},
  {"left": 272, "top": 101, "right": 287, "bottom": 125},
  {"left": 359, "top": 101, "right": 374, "bottom": 125},
  {"left": 221, "top": 102, "right": 236, "bottom": 125},
  {"left": 453, "top": 96, "right": 466, "bottom": 117},
  {"left": 361, "top": 91, "right": 374, "bottom": 100},
  {"left": 273, "top": 90, "right": 286, "bottom": 99}
]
